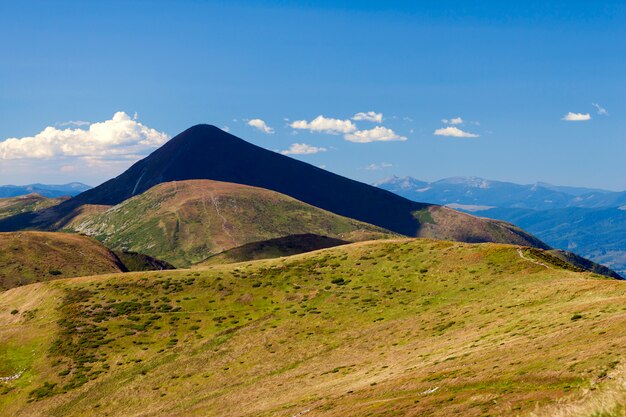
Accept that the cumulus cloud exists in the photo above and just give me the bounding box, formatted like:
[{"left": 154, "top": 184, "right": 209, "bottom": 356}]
[
  {"left": 280, "top": 143, "right": 327, "bottom": 155},
  {"left": 442, "top": 117, "right": 464, "bottom": 125},
  {"left": 562, "top": 112, "right": 591, "bottom": 121},
  {"left": 592, "top": 103, "right": 608, "bottom": 116},
  {"left": 365, "top": 162, "right": 393, "bottom": 171},
  {"left": 290, "top": 115, "right": 357, "bottom": 135},
  {"left": 345, "top": 126, "right": 407, "bottom": 143},
  {"left": 247, "top": 118, "right": 274, "bottom": 134},
  {"left": 0, "top": 112, "right": 169, "bottom": 160},
  {"left": 434, "top": 126, "right": 479, "bottom": 138},
  {"left": 289, "top": 113, "right": 407, "bottom": 144},
  {"left": 352, "top": 111, "right": 383, "bottom": 123}
]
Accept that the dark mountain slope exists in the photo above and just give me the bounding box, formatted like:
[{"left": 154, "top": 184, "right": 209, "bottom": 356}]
[
  {"left": 0, "top": 125, "right": 546, "bottom": 249},
  {"left": 198, "top": 233, "right": 350, "bottom": 265},
  {"left": 0, "top": 126, "right": 424, "bottom": 235}
]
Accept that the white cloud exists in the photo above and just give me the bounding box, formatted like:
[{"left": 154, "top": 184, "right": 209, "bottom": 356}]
[
  {"left": 442, "top": 117, "right": 464, "bottom": 125},
  {"left": 592, "top": 103, "right": 608, "bottom": 116},
  {"left": 352, "top": 111, "right": 383, "bottom": 123},
  {"left": 290, "top": 113, "right": 407, "bottom": 144},
  {"left": 365, "top": 162, "right": 393, "bottom": 171},
  {"left": 434, "top": 126, "right": 479, "bottom": 138},
  {"left": 222, "top": 126, "right": 230, "bottom": 132},
  {"left": 562, "top": 112, "right": 591, "bottom": 121},
  {"left": 57, "top": 120, "right": 90, "bottom": 127},
  {"left": 290, "top": 115, "right": 357, "bottom": 135},
  {"left": 280, "top": 143, "right": 327, "bottom": 155},
  {"left": 247, "top": 118, "right": 274, "bottom": 134},
  {"left": 0, "top": 111, "right": 169, "bottom": 160},
  {"left": 345, "top": 126, "right": 407, "bottom": 143}
]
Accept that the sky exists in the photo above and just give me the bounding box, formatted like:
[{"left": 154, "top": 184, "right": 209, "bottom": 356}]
[{"left": 1, "top": 0, "right": 626, "bottom": 190}]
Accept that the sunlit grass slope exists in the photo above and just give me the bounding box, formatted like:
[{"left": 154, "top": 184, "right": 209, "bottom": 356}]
[
  {"left": 69, "top": 179, "right": 393, "bottom": 267},
  {"left": 0, "top": 232, "right": 126, "bottom": 290},
  {"left": 0, "top": 239, "right": 624, "bottom": 416},
  {"left": 0, "top": 194, "right": 66, "bottom": 220}
]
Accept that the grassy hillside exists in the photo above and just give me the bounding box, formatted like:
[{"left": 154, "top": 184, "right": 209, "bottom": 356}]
[
  {"left": 476, "top": 207, "right": 626, "bottom": 277},
  {"left": 0, "top": 194, "right": 67, "bottom": 220},
  {"left": 0, "top": 239, "right": 624, "bottom": 416},
  {"left": 69, "top": 180, "right": 394, "bottom": 267},
  {"left": 0, "top": 232, "right": 126, "bottom": 290},
  {"left": 199, "top": 234, "right": 349, "bottom": 265},
  {"left": 417, "top": 206, "right": 548, "bottom": 249}
]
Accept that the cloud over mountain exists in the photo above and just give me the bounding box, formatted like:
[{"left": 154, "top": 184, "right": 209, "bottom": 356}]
[
  {"left": 281, "top": 143, "right": 327, "bottom": 155},
  {"left": 290, "top": 115, "right": 357, "bottom": 134},
  {"left": 247, "top": 118, "right": 275, "bottom": 134},
  {"left": 0, "top": 112, "right": 168, "bottom": 160},
  {"left": 291, "top": 114, "right": 406, "bottom": 143},
  {"left": 345, "top": 126, "right": 407, "bottom": 143}
]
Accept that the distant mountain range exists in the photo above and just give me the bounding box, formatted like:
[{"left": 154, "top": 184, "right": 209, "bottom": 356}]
[
  {"left": 376, "top": 176, "right": 626, "bottom": 276},
  {"left": 374, "top": 176, "right": 626, "bottom": 211},
  {"left": 0, "top": 182, "right": 91, "bottom": 198}
]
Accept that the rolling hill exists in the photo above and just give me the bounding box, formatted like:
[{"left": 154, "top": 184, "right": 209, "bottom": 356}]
[
  {"left": 0, "top": 232, "right": 126, "bottom": 290},
  {"left": 376, "top": 176, "right": 626, "bottom": 278},
  {"left": 0, "top": 194, "right": 67, "bottom": 220},
  {"left": 0, "top": 238, "right": 624, "bottom": 416},
  {"left": 0, "top": 125, "right": 550, "bottom": 251},
  {"left": 67, "top": 180, "right": 393, "bottom": 267},
  {"left": 475, "top": 206, "right": 626, "bottom": 277}
]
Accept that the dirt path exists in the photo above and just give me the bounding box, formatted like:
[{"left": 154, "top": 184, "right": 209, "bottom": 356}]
[
  {"left": 517, "top": 248, "right": 552, "bottom": 269},
  {"left": 208, "top": 191, "right": 236, "bottom": 246}
]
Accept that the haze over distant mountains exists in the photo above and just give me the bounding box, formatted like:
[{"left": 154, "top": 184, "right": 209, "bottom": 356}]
[
  {"left": 374, "top": 176, "right": 626, "bottom": 211},
  {"left": 376, "top": 175, "right": 626, "bottom": 276},
  {"left": 0, "top": 182, "right": 91, "bottom": 198}
]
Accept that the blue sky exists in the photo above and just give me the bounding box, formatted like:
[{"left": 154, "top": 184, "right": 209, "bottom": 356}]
[{"left": 1, "top": 0, "right": 625, "bottom": 190}]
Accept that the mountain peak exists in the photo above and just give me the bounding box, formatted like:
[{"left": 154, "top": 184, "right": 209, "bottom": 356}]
[{"left": 0, "top": 126, "right": 549, "bottom": 251}]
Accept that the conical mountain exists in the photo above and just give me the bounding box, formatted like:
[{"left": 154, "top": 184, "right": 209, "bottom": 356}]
[{"left": 0, "top": 125, "right": 547, "bottom": 249}]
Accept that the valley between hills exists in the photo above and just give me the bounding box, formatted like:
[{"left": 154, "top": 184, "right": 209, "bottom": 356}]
[{"left": 0, "top": 126, "right": 624, "bottom": 417}]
